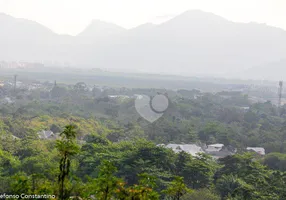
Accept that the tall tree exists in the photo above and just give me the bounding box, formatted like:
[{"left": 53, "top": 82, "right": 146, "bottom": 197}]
[
  {"left": 56, "top": 124, "right": 80, "bottom": 200},
  {"left": 163, "top": 176, "right": 191, "bottom": 200},
  {"left": 84, "top": 160, "right": 121, "bottom": 200},
  {"left": 183, "top": 153, "right": 216, "bottom": 189}
]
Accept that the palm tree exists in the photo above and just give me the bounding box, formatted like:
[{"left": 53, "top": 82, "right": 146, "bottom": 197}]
[{"left": 56, "top": 124, "right": 80, "bottom": 200}]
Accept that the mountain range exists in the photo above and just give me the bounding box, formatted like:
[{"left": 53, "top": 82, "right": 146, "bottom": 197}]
[{"left": 0, "top": 10, "right": 286, "bottom": 80}]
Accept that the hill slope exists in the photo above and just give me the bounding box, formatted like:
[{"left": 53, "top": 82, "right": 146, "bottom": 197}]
[{"left": 0, "top": 10, "right": 285, "bottom": 78}]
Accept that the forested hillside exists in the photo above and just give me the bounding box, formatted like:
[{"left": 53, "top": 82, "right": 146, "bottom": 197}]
[{"left": 0, "top": 82, "right": 286, "bottom": 199}]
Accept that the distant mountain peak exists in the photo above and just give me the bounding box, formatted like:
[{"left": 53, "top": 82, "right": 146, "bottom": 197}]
[
  {"left": 0, "top": 13, "right": 15, "bottom": 21},
  {"left": 0, "top": 12, "right": 12, "bottom": 17},
  {"left": 163, "top": 9, "right": 229, "bottom": 25},
  {"left": 180, "top": 9, "right": 227, "bottom": 19},
  {"left": 0, "top": 12, "right": 56, "bottom": 39},
  {"left": 0, "top": 10, "right": 286, "bottom": 79},
  {"left": 181, "top": 9, "right": 217, "bottom": 15},
  {"left": 77, "top": 20, "right": 126, "bottom": 37}
]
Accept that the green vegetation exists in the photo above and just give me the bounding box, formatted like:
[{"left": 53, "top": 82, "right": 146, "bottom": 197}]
[{"left": 0, "top": 81, "right": 286, "bottom": 199}]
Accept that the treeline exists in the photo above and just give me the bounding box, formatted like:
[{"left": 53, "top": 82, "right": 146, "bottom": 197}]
[
  {"left": 0, "top": 124, "right": 286, "bottom": 199},
  {"left": 1, "top": 85, "right": 286, "bottom": 153},
  {"left": 1, "top": 84, "right": 286, "bottom": 199}
]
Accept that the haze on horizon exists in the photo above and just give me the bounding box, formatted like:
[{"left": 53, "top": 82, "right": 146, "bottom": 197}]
[
  {"left": 0, "top": 0, "right": 286, "bottom": 35},
  {"left": 0, "top": 0, "right": 286, "bottom": 81}
]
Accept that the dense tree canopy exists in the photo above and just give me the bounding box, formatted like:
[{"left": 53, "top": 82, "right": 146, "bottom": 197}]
[{"left": 0, "top": 84, "right": 286, "bottom": 199}]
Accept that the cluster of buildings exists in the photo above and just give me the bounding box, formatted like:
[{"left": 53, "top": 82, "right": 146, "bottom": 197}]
[
  {"left": 158, "top": 143, "right": 265, "bottom": 159},
  {"left": 0, "top": 79, "right": 48, "bottom": 91},
  {"left": 10, "top": 130, "right": 267, "bottom": 159},
  {"left": 0, "top": 61, "right": 44, "bottom": 69}
]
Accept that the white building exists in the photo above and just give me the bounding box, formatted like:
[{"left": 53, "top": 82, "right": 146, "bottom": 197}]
[
  {"left": 165, "top": 144, "right": 204, "bottom": 156},
  {"left": 37, "top": 130, "right": 56, "bottom": 139},
  {"left": 205, "top": 144, "right": 224, "bottom": 152},
  {"left": 246, "top": 147, "right": 266, "bottom": 155}
]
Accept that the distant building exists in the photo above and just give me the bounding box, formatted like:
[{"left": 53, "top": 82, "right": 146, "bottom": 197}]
[
  {"left": 37, "top": 130, "right": 56, "bottom": 139},
  {"left": 205, "top": 144, "right": 224, "bottom": 152},
  {"left": 0, "top": 61, "right": 44, "bottom": 69},
  {"left": 161, "top": 143, "right": 267, "bottom": 159},
  {"left": 165, "top": 144, "right": 204, "bottom": 156},
  {"left": 208, "top": 146, "right": 237, "bottom": 159},
  {"left": 239, "top": 106, "right": 250, "bottom": 111},
  {"left": 194, "top": 94, "right": 203, "bottom": 100},
  {"left": 1, "top": 97, "right": 14, "bottom": 104},
  {"left": 11, "top": 135, "right": 20, "bottom": 140},
  {"left": 204, "top": 144, "right": 237, "bottom": 159},
  {"left": 162, "top": 143, "right": 237, "bottom": 159},
  {"left": 246, "top": 147, "right": 265, "bottom": 155},
  {"left": 108, "top": 95, "right": 130, "bottom": 99}
]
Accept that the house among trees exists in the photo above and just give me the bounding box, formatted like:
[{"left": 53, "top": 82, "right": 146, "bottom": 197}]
[
  {"left": 247, "top": 147, "right": 266, "bottom": 155},
  {"left": 205, "top": 144, "right": 237, "bottom": 159},
  {"left": 205, "top": 143, "right": 224, "bottom": 152},
  {"left": 162, "top": 143, "right": 237, "bottom": 159},
  {"left": 163, "top": 144, "right": 205, "bottom": 156},
  {"left": 37, "top": 130, "right": 57, "bottom": 139},
  {"left": 11, "top": 135, "right": 20, "bottom": 140}
]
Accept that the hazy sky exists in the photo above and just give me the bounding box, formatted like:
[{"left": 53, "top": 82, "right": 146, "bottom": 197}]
[{"left": 0, "top": 0, "right": 285, "bottom": 35}]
